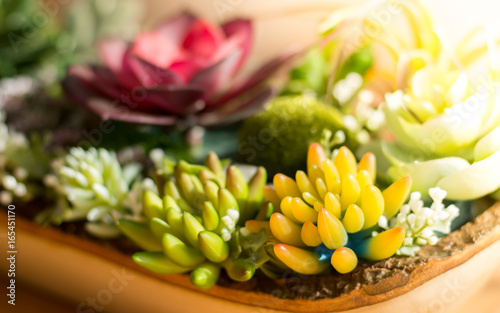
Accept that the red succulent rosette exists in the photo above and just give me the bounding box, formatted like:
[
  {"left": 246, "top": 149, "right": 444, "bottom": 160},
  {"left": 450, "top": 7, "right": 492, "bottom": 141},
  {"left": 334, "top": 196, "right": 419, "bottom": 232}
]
[{"left": 62, "top": 12, "right": 296, "bottom": 128}]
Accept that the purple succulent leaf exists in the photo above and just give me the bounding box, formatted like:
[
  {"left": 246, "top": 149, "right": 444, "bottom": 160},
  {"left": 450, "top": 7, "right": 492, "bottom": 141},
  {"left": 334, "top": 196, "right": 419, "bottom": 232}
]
[
  {"left": 189, "top": 49, "right": 242, "bottom": 100},
  {"left": 128, "top": 56, "right": 183, "bottom": 87},
  {"left": 87, "top": 98, "right": 178, "bottom": 125},
  {"left": 63, "top": 75, "right": 177, "bottom": 125},
  {"left": 136, "top": 85, "right": 205, "bottom": 116},
  {"left": 65, "top": 65, "right": 124, "bottom": 102},
  {"left": 196, "top": 86, "right": 274, "bottom": 127},
  {"left": 98, "top": 39, "right": 142, "bottom": 90},
  {"left": 222, "top": 19, "right": 252, "bottom": 74},
  {"left": 210, "top": 48, "right": 301, "bottom": 106}
]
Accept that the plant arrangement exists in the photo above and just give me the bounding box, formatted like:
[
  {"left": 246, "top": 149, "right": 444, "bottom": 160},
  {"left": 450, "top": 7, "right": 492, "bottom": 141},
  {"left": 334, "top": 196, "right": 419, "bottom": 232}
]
[{"left": 1, "top": 0, "right": 500, "bottom": 311}]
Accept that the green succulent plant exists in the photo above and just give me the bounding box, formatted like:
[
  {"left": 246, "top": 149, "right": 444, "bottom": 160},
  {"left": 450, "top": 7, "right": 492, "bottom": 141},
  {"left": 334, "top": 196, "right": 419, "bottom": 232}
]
[
  {"left": 44, "top": 147, "right": 145, "bottom": 238},
  {"left": 238, "top": 95, "right": 360, "bottom": 177},
  {"left": 0, "top": 109, "right": 51, "bottom": 205},
  {"left": 118, "top": 152, "right": 270, "bottom": 289}
]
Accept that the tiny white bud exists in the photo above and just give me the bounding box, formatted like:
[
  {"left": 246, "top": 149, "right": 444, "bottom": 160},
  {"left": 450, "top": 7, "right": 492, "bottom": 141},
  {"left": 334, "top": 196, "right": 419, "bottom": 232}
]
[
  {"left": 221, "top": 216, "right": 234, "bottom": 229},
  {"left": 227, "top": 209, "right": 239, "bottom": 221},
  {"left": 428, "top": 236, "right": 439, "bottom": 245},
  {"left": 221, "top": 228, "right": 231, "bottom": 242},
  {"left": 240, "top": 227, "right": 251, "bottom": 237},
  {"left": 400, "top": 204, "right": 410, "bottom": 215},
  {"left": 378, "top": 215, "right": 388, "bottom": 229},
  {"left": 407, "top": 214, "right": 416, "bottom": 226},
  {"left": 420, "top": 228, "right": 433, "bottom": 238},
  {"left": 13, "top": 183, "right": 27, "bottom": 197},
  {"left": 438, "top": 211, "right": 450, "bottom": 220},
  {"left": 2, "top": 175, "right": 17, "bottom": 190},
  {"left": 416, "top": 238, "right": 427, "bottom": 246},
  {"left": 13, "top": 167, "right": 28, "bottom": 180},
  {"left": 0, "top": 190, "right": 12, "bottom": 205},
  {"left": 403, "top": 237, "right": 414, "bottom": 246}
]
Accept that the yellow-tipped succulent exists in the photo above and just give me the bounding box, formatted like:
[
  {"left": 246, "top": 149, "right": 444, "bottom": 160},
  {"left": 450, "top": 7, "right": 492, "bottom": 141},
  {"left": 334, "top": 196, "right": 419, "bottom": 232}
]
[
  {"left": 118, "top": 152, "right": 270, "bottom": 289},
  {"left": 260, "top": 143, "right": 412, "bottom": 275}
]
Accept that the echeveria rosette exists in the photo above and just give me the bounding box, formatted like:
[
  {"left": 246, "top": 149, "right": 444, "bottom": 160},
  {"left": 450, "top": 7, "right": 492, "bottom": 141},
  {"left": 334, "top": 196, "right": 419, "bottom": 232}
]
[
  {"left": 118, "top": 152, "right": 270, "bottom": 289},
  {"left": 63, "top": 12, "right": 295, "bottom": 128},
  {"left": 256, "top": 143, "right": 412, "bottom": 275},
  {"left": 382, "top": 65, "right": 500, "bottom": 200}
]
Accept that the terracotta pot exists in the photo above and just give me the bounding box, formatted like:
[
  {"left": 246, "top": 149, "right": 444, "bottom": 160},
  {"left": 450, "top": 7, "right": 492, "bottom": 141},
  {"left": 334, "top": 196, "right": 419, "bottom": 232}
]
[{"left": 1, "top": 202, "right": 500, "bottom": 313}]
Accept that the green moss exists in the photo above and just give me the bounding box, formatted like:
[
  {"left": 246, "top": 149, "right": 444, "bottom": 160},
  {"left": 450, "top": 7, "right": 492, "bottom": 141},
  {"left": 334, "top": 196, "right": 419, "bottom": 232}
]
[{"left": 238, "top": 96, "right": 358, "bottom": 177}]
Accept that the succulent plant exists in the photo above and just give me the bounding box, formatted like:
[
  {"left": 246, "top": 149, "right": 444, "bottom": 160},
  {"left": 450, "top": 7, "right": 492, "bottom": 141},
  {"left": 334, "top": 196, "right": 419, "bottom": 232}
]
[
  {"left": 118, "top": 152, "right": 270, "bottom": 289},
  {"left": 45, "top": 147, "right": 144, "bottom": 238},
  {"left": 257, "top": 143, "right": 412, "bottom": 275},
  {"left": 238, "top": 95, "right": 361, "bottom": 177},
  {"left": 376, "top": 187, "right": 459, "bottom": 256},
  {"left": 383, "top": 70, "right": 500, "bottom": 200},
  {"left": 63, "top": 11, "right": 295, "bottom": 129},
  {"left": 319, "top": 0, "right": 441, "bottom": 133},
  {"left": 0, "top": 109, "right": 51, "bottom": 205}
]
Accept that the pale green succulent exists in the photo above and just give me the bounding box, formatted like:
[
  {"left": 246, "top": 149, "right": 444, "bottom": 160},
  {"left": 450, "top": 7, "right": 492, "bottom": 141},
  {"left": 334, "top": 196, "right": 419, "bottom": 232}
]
[
  {"left": 46, "top": 147, "right": 145, "bottom": 238},
  {"left": 118, "top": 152, "right": 270, "bottom": 289},
  {"left": 0, "top": 109, "right": 51, "bottom": 205},
  {"left": 383, "top": 68, "right": 500, "bottom": 200},
  {"left": 375, "top": 187, "right": 459, "bottom": 256}
]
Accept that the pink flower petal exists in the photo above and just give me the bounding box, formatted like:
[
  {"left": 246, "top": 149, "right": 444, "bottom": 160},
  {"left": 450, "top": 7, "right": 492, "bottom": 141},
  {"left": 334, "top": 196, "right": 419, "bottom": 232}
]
[
  {"left": 155, "top": 11, "right": 197, "bottom": 45},
  {"left": 66, "top": 65, "right": 122, "bottom": 101},
  {"left": 169, "top": 58, "right": 207, "bottom": 82},
  {"left": 182, "top": 19, "right": 225, "bottom": 59},
  {"left": 87, "top": 98, "right": 177, "bottom": 126},
  {"left": 128, "top": 56, "right": 183, "bottom": 87},
  {"left": 63, "top": 73, "right": 176, "bottom": 125},
  {"left": 97, "top": 39, "right": 140, "bottom": 90},
  {"left": 222, "top": 19, "right": 252, "bottom": 73},
  {"left": 190, "top": 50, "right": 241, "bottom": 101},
  {"left": 97, "top": 39, "right": 128, "bottom": 73},
  {"left": 131, "top": 31, "right": 180, "bottom": 69}
]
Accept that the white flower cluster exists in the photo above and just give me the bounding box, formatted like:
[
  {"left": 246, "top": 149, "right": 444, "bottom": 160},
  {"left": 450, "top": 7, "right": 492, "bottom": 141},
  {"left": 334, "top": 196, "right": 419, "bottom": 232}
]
[
  {"left": 333, "top": 72, "right": 363, "bottom": 104},
  {"left": 375, "top": 187, "right": 460, "bottom": 256},
  {"left": 46, "top": 147, "right": 143, "bottom": 238},
  {"left": 220, "top": 208, "right": 239, "bottom": 242}
]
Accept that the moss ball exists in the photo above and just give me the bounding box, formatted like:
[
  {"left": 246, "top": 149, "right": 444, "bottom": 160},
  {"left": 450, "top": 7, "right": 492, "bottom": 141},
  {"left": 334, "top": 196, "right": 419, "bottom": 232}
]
[{"left": 238, "top": 96, "right": 357, "bottom": 177}]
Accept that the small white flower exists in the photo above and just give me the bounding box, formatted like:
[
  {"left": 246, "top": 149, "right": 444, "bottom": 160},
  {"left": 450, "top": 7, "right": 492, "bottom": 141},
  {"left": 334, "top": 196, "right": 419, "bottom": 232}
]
[
  {"left": 227, "top": 208, "right": 239, "bottom": 221},
  {"left": 2, "top": 175, "right": 17, "bottom": 190},
  {"left": 222, "top": 215, "right": 234, "bottom": 229},
  {"left": 221, "top": 228, "right": 231, "bottom": 242},
  {"left": 377, "top": 187, "right": 459, "bottom": 256}
]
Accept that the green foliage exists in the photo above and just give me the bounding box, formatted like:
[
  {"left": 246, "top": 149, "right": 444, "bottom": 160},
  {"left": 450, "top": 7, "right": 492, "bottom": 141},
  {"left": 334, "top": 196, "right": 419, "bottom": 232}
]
[
  {"left": 0, "top": 0, "right": 60, "bottom": 78},
  {"left": 119, "top": 152, "right": 270, "bottom": 289},
  {"left": 238, "top": 96, "right": 359, "bottom": 177}
]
